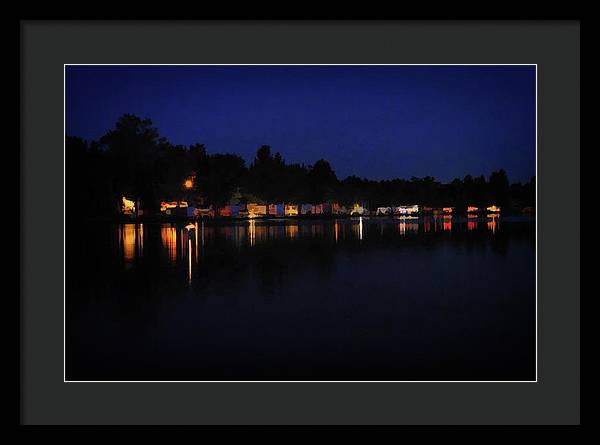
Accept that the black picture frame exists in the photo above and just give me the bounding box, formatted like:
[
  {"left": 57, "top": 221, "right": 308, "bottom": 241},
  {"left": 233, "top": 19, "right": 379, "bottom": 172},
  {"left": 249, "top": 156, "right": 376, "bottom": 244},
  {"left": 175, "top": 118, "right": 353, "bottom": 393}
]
[{"left": 20, "top": 20, "right": 580, "bottom": 425}]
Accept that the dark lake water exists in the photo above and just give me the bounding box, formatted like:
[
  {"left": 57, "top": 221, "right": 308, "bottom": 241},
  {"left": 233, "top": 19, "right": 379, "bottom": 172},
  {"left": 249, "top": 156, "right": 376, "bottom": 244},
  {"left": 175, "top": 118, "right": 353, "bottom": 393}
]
[{"left": 66, "top": 215, "right": 535, "bottom": 381}]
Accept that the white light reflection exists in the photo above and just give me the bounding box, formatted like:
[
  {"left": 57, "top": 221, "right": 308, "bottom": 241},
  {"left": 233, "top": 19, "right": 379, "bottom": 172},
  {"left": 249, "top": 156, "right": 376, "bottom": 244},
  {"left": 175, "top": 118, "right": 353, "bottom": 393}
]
[
  {"left": 248, "top": 219, "right": 256, "bottom": 246},
  {"left": 188, "top": 237, "right": 192, "bottom": 285},
  {"left": 359, "top": 216, "right": 363, "bottom": 241}
]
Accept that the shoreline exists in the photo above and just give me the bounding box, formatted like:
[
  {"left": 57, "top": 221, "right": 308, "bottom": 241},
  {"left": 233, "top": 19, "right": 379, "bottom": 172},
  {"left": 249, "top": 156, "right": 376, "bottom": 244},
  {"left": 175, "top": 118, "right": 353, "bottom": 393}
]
[{"left": 71, "top": 212, "right": 534, "bottom": 224}]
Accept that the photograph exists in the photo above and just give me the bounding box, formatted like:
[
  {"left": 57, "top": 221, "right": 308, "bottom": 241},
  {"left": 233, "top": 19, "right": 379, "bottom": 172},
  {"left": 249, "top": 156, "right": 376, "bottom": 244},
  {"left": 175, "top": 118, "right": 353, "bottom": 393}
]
[{"left": 64, "top": 64, "right": 537, "bottom": 382}]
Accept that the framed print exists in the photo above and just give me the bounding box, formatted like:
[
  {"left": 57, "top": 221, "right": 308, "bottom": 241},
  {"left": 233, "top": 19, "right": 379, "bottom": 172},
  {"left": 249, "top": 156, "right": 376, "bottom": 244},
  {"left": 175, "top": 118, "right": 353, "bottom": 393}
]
[{"left": 20, "top": 20, "right": 580, "bottom": 425}]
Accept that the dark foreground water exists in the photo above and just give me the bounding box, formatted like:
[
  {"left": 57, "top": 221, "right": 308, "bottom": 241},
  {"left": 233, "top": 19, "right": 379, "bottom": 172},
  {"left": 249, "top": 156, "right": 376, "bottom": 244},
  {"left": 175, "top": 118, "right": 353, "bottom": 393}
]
[{"left": 66, "top": 215, "right": 535, "bottom": 381}]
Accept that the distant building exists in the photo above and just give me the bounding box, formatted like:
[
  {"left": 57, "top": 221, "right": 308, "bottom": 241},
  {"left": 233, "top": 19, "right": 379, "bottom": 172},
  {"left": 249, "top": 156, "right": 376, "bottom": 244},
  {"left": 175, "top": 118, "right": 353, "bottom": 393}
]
[
  {"left": 247, "top": 203, "right": 267, "bottom": 218},
  {"left": 161, "top": 201, "right": 188, "bottom": 213},
  {"left": 394, "top": 205, "right": 419, "bottom": 215},
  {"left": 350, "top": 203, "right": 367, "bottom": 215},
  {"left": 285, "top": 204, "right": 299, "bottom": 216},
  {"left": 301, "top": 204, "right": 313, "bottom": 215},
  {"left": 219, "top": 206, "right": 233, "bottom": 217},
  {"left": 121, "top": 196, "right": 135, "bottom": 215},
  {"left": 376, "top": 207, "right": 392, "bottom": 215},
  {"left": 197, "top": 206, "right": 215, "bottom": 218},
  {"left": 269, "top": 203, "right": 285, "bottom": 216}
]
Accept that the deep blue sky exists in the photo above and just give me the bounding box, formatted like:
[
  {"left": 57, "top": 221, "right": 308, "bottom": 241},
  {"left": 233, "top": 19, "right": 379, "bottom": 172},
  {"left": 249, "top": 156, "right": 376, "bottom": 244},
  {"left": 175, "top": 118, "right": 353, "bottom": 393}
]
[{"left": 66, "top": 65, "right": 536, "bottom": 183}]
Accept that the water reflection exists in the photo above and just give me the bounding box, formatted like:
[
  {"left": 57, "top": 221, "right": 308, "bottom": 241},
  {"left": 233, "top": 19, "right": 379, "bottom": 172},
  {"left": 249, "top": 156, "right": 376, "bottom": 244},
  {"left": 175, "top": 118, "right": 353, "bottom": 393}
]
[
  {"left": 74, "top": 216, "right": 535, "bottom": 381},
  {"left": 396, "top": 217, "right": 419, "bottom": 235},
  {"left": 161, "top": 225, "right": 177, "bottom": 263},
  {"left": 248, "top": 219, "right": 256, "bottom": 247},
  {"left": 187, "top": 238, "right": 192, "bottom": 285},
  {"left": 443, "top": 215, "right": 452, "bottom": 232},
  {"left": 334, "top": 220, "right": 339, "bottom": 243},
  {"left": 488, "top": 213, "right": 500, "bottom": 234},
  {"left": 194, "top": 222, "right": 199, "bottom": 262},
  {"left": 359, "top": 217, "right": 363, "bottom": 240},
  {"left": 119, "top": 216, "right": 516, "bottom": 263},
  {"left": 398, "top": 220, "right": 406, "bottom": 235},
  {"left": 286, "top": 223, "right": 298, "bottom": 240},
  {"left": 122, "top": 224, "right": 136, "bottom": 262},
  {"left": 138, "top": 224, "right": 144, "bottom": 257},
  {"left": 312, "top": 224, "right": 324, "bottom": 238},
  {"left": 201, "top": 220, "right": 205, "bottom": 248},
  {"left": 120, "top": 224, "right": 143, "bottom": 263},
  {"left": 468, "top": 218, "right": 478, "bottom": 231}
]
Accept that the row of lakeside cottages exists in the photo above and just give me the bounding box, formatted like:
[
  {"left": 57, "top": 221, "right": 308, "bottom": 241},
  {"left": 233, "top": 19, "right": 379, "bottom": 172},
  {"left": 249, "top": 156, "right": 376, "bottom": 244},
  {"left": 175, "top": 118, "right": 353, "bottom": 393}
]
[{"left": 123, "top": 198, "right": 504, "bottom": 218}]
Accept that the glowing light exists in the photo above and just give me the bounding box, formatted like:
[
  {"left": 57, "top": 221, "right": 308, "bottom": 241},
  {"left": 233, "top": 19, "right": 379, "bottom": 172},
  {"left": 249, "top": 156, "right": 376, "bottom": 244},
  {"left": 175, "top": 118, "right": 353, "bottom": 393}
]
[
  {"left": 350, "top": 203, "right": 367, "bottom": 216},
  {"left": 184, "top": 179, "right": 193, "bottom": 189},
  {"left": 160, "top": 201, "right": 188, "bottom": 212},
  {"left": 285, "top": 205, "right": 298, "bottom": 216},
  {"left": 219, "top": 206, "right": 232, "bottom": 217},
  {"left": 395, "top": 205, "right": 419, "bottom": 215},
  {"left": 160, "top": 201, "right": 176, "bottom": 212},
  {"left": 487, "top": 205, "right": 501, "bottom": 213},
  {"left": 468, "top": 219, "right": 478, "bottom": 231},
  {"left": 443, "top": 207, "right": 454, "bottom": 214},
  {"left": 121, "top": 196, "right": 135, "bottom": 214},
  {"left": 467, "top": 206, "right": 478, "bottom": 213},
  {"left": 247, "top": 203, "right": 267, "bottom": 219}
]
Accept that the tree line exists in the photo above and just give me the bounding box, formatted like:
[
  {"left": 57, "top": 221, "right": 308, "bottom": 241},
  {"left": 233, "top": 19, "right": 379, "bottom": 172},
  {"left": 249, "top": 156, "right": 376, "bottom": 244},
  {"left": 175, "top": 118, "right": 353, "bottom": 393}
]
[{"left": 66, "top": 114, "right": 535, "bottom": 218}]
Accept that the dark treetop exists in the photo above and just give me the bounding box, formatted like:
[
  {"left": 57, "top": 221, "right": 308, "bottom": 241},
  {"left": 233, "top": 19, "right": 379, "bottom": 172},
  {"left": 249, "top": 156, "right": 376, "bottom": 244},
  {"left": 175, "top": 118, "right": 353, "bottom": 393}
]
[{"left": 66, "top": 114, "right": 534, "bottom": 218}]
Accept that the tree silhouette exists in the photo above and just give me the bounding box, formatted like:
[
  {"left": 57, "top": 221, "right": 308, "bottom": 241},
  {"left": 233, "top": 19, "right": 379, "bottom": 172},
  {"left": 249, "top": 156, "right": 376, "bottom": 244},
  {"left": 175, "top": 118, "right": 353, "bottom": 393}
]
[{"left": 66, "top": 113, "right": 535, "bottom": 218}]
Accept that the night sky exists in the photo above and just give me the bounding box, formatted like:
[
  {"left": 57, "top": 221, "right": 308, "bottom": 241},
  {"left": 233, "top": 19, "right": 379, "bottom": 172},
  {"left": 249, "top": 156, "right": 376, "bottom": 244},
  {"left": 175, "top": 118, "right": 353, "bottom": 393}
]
[{"left": 65, "top": 65, "right": 536, "bottom": 183}]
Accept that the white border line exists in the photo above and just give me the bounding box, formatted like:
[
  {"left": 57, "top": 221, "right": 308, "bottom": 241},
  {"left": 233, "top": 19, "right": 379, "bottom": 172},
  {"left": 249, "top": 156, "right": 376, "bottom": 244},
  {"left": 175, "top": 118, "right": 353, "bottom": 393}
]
[
  {"left": 535, "top": 64, "right": 538, "bottom": 382},
  {"left": 63, "top": 67, "right": 67, "bottom": 383},
  {"left": 63, "top": 63, "right": 538, "bottom": 383}
]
